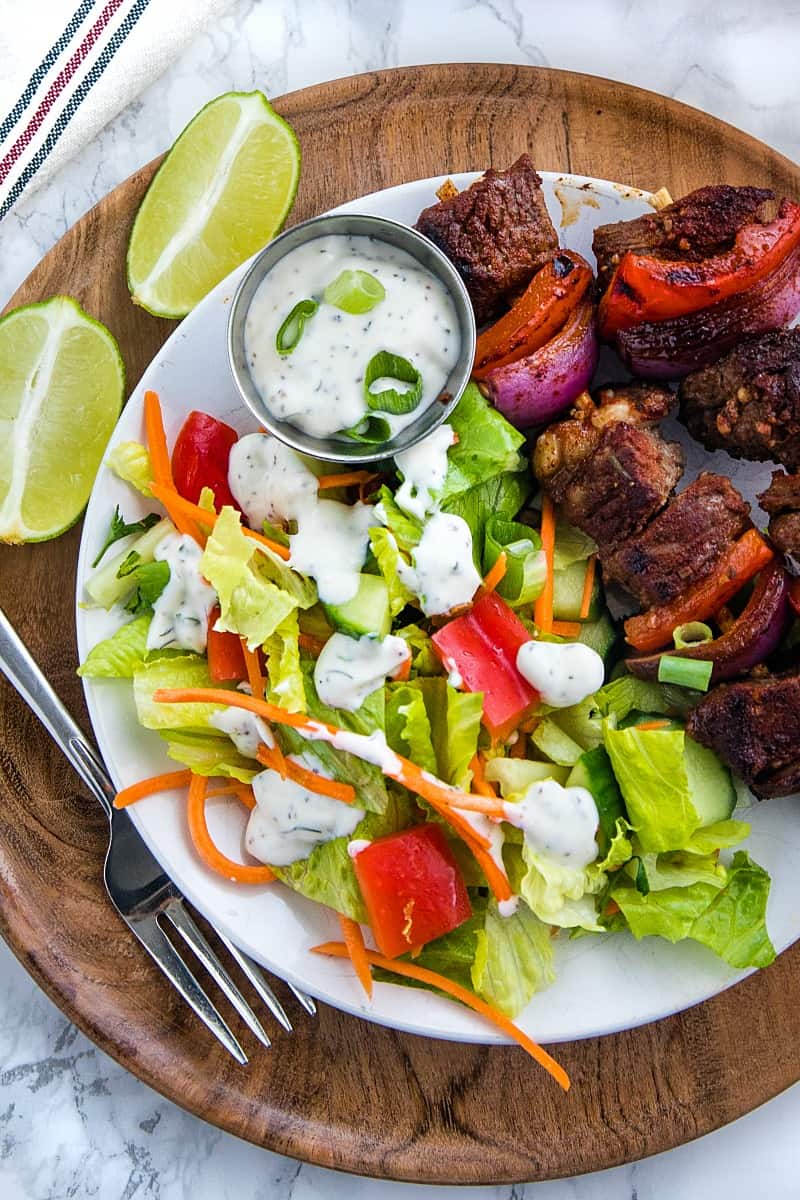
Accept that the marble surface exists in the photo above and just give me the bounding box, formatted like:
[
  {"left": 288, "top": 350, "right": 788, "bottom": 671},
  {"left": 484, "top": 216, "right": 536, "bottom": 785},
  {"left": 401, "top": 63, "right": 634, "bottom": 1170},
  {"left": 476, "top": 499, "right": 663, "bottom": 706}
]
[{"left": 2, "top": 0, "right": 800, "bottom": 1195}]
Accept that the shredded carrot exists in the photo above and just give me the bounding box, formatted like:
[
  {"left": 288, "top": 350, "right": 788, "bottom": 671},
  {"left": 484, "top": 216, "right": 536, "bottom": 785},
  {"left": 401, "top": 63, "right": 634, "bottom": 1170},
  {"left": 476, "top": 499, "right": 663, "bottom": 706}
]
[
  {"left": 241, "top": 638, "right": 264, "bottom": 701},
  {"left": 311, "top": 942, "right": 569, "bottom": 1090},
  {"left": 149, "top": 482, "right": 291, "bottom": 560},
  {"left": 550, "top": 619, "right": 582, "bottom": 638},
  {"left": 143, "top": 392, "right": 203, "bottom": 540},
  {"left": 204, "top": 781, "right": 256, "bottom": 809},
  {"left": 579, "top": 554, "right": 597, "bottom": 620},
  {"left": 298, "top": 631, "right": 328, "bottom": 656},
  {"left": 186, "top": 773, "right": 274, "bottom": 884},
  {"left": 317, "top": 470, "right": 376, "bottom": 491},
  {"left": 482, "top": 551, "right": 507, "bottom": 594},
  {"left": 337, "top": 914, "right": 373, "bottom": 998},
  {"left": 469, "top": 754, "right": 498, "bottom": 799},
  {"left": 533, "top": 496, "right": 556, "bottom": 633},
  {"left": 510, "top": 732, "right": 527, "bottom": 758},
  {"left": 256, "top": 744, "right": 356, "bottom": 803},
  {"left": 392, "top": 655, "right": 411, "bottom": 682},
  {"left": 153, "top": 688, "right": 506, "bottom": 818},
  {"left": 114, "top": 769, "right": 192, "bottom": 809},
  {"left": 635, "top": 719, "right": 671, "bottom": 732}
]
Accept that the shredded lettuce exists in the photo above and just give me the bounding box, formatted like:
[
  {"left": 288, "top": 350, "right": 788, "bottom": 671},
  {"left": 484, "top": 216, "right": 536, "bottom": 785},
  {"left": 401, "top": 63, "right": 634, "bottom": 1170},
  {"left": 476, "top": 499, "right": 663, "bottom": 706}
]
[
  {"left": 442, "top": 382, "right": 526, "bottom": 499},
  {"left": 369, "top": 526, "right": 414, "bottom": 616},
  {"left": 262, "top": 610, "right": 305, "bottom": 713},
  {"left": 517, "top": 845, "right": 607, "bottom": 932},
  {"left": 133, "top": 655, "right": 231, "bottom": 731},
  {"left": 612, "top": 851, "right": 775, "bottom": 969},
  {"left": 375, "top": 486, "right": 423, "bottom": 552},
  {"left": 471, "top": 898, "right": 555, "bottom": 1017},
  {"left": 78, "top": 615, "right": 155, "bottom": 678},
  {"left": 530, "top": 719, "right": 585, "bottom": 766},
  {"left": 160, "top": 730, "right": 258, "bottom": 783},
  {"left": 485, "top": 757, "right": 569, "bottom": 794},
  {"left": 395, "top": 623, "right": 443, "bottom": 676},
  {"left": 386, "top": 683, "right": 438, "bottom": 775},
  {"left": 595, "top": 675, "right": 698, "bottom": 724},
  {"left": 106, "top": 440, "right": 154, "bottom": 497},
  {"left": 442, "top": 471, "right": 531, "bottom": 567},
  {"left": 200, "top": 506, "right": 298, "bottom": 650},
  {"left": 552, "top": 519, "right": 598, "bottom": 571},
  {"left": 386, "top": 677, "right": 482, "bottom": 789}
]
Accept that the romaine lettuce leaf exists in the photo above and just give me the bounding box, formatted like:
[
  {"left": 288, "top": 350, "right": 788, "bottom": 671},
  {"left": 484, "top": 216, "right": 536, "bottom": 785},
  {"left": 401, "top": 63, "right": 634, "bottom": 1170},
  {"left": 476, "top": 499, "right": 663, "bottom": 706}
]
[
  {"left": 612, "top": 851, "right": 775, "bottom": 968},
  {"left": 375, "top": 486, "right": 423, "bottom": 552},
  {"left": 419, "top": 677, "right": 483, "bottom": 789},
  {"left": 133, "top": 655, "right": 231, "bottom": 731},
  {"left": 160, "top": 730, "right": 258, "bottom": 783},
  {"left": 369, "top": 526, "right": 414, "bottom": 616},
  {"left": 552, "top": 519, "right": 598, "bottom": 571},
  {"left": 442, "top": 382, "right": 525, "bottom": 500},
  {"left": 78, "top": 615, "right": 169, "bottom": 679},
  {"left": 603, "top": 725, "right": 701, "bottom": 853},
  {"left": 271, "top": 788, "right": 413, "bottom": 920},
  {"left": 262, "top": 610, "right": 305, "bottom": 713},
  {"left": 484, "top": 757, "right": 570, "bottom": 794},
  {"left": 106, "top": 440, "right": 154, "bottom": 497},
  {"left": 547, "top": 696, "right": 604, "bottom": 752},
  {"left": 442, "top": 471, "right": 531, "bottom": 567},
  {"left": 200, "top": 506, "right": 298, "bottom": 650},
  {"left": 595, "top": 675, "right": 697, "bottom": 724},
  {"left": 396, "top": 623, "right": 443, "bottom": 676},
  {"left": 386, "top": 682, "right": 438, "bottom": 775},
  {"left": 683, "top": 820, "right": 751, "bottom": 854},
  {"left": 373, "top": 901, "right": 487, "bottom": 994},
  {"left": 530, "top": 719, "right": 584, "bottom": 766},
  {"left": 518, "top": 844, "right": 606, "bottom": 932},
  {"left": 471, "top": 898, "right": 556, "bottom": 1017}
]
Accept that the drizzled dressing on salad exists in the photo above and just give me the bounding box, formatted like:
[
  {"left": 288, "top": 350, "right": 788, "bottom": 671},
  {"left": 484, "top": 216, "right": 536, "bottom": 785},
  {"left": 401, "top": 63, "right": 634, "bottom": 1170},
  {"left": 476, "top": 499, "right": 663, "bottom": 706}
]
[
  {"left": 244, "top": 234, "right": 460, "bottom": 440},
  {"left": 147, "top": 532, "right": 216, "bottom": 654}
]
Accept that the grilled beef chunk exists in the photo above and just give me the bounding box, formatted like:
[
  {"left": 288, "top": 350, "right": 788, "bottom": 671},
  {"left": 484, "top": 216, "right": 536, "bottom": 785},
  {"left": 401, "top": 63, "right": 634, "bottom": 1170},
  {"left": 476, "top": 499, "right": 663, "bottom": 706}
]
[
  {"left": 687, "top": 671, "right": 800, "bottom": 798},
  {"left": 415, "top": 155, "right": 559, "bottom": 325},
  {"left": 758, "top": 469, "right": 800, "bottom": 558},
  {"left": 533, "top": 383, "right": 682, "bottom": 550},
  {"left": 593, "top": 185, "right": 776, "bottom": 293},
  {"left": 678, "top": 328, "right": 800, "bottom": 467},
  {"left": 603, "top": 473, "right": 751, "bottom": 606}
]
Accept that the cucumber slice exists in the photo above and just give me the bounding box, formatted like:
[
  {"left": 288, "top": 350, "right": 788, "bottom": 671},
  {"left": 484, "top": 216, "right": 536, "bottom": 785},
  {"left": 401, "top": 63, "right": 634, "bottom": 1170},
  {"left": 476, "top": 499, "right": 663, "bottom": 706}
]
[
  {"left": 552, "top": 559, "right": 600, "bottom": 621},
  {"left": 577, "top": 610, "right": 618, "bottom": 665},
  {"left": 323, "top": 573, "right": 391, "bottom": 637},
  {"left": 684, "top": 735, "right": 736, "bottom": 826},
  {"left": 567, "top": 745, "right": 626, "bottom": 856}
]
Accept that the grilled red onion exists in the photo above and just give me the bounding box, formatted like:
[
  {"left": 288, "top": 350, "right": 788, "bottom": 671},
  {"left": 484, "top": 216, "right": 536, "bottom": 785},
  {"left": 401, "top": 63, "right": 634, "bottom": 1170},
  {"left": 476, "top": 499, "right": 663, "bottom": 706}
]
[
  {"left": 626, "top": 561, "right": 791, "bottom": 682},
  {"left": 615, "top": 243, "right": 800, "bottom": 379},
  {"left": 486, "top": 298, "right": 599, "bottom": 428}
]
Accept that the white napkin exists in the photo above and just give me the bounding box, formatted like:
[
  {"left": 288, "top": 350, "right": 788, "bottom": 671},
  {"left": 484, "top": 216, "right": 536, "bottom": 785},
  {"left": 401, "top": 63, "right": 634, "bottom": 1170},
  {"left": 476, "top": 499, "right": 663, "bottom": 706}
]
[{"left": 0, "top": 0, "right": 237, "bottom": 220}]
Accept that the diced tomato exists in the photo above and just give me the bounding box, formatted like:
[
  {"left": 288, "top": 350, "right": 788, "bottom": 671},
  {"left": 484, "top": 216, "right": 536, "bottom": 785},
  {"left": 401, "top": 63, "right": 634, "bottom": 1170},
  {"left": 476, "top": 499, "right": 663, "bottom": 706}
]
[
  {"left": 171, "top": 411, "right": 241, "bottom": 512},
  {"left": 206, "top": 606, "right": 247, "bottom": 682},
  {"left": 352, "top": 824, "right": 471, "bottom": 958},
  {"left": 432, "top": 591, "right": 538, "bottom": 738}
]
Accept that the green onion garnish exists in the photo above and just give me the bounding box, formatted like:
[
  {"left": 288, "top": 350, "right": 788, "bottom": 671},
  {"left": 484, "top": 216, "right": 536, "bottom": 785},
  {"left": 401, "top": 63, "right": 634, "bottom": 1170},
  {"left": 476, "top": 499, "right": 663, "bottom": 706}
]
[
  {"left": 673, "top": 621, "right": 713, "bottom": 650},
  {"left": 364, "top": 350, "right": 423, "bottom": 414},
  {"left": 483, "top": 516, "right": 546, "bottom": 606},
  {"left": 324, "top": 269, "right": 386, "bottom": 314},
  {"left": 344, "top": 414, "right": 392, "bottom": 443},
  {"left": 657, "top": 654, "right": 713, "bottom": 691},
  {"left": 275, "top": 298, "right": 318, "bottom": 354}
]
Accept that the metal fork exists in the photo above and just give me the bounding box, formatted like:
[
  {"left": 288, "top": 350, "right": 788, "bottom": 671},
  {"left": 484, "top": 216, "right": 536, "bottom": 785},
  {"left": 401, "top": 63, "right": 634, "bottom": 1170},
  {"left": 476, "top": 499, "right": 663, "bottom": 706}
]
[{"left": 0, "top": 607, "right": 315, "bottom": 1063}]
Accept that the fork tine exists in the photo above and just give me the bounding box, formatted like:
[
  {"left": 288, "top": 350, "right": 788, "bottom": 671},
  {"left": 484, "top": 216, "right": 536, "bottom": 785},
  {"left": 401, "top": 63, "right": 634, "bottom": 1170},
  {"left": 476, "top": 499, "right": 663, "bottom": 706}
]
[
  {"left": 216, "top": 932, "right": 293, "bottom": 1033},
  {"left": 133, "top": 916, "right": 248, "bottom": 1064},
  {"left": 287, "top": 984, "right": 317, "bottom": 1016},
  {"left": 164, "top": 902, "right": 271, "bottom": 1048}
]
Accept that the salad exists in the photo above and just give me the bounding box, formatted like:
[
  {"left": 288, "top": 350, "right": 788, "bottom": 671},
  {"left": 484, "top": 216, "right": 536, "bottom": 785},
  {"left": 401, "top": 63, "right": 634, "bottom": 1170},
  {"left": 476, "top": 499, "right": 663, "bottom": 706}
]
[{"left": 79, "top": 382, "right": 775, "bottom": 1091}]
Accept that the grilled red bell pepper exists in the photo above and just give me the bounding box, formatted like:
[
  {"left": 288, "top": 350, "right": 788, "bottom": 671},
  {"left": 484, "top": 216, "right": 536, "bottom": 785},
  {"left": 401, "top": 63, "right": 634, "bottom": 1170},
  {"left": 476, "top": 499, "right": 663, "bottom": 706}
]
[
  {"left": 599, "top": 198, "right": 800, "bottom": 337},
  {"left": 432, "top": 591, "right": 538, "bottom": 738},
  {"left": 171, "top": 411, "right": 241, "bottom": 512},
  {"left": 473, "top": 251, "right": 593, "bottom": 379},
  {"left": 352, "top": 824, "right": 471, "bottom": 958},
  {"left": 206, "top": 606, "right": 247, "bottom": 682}
]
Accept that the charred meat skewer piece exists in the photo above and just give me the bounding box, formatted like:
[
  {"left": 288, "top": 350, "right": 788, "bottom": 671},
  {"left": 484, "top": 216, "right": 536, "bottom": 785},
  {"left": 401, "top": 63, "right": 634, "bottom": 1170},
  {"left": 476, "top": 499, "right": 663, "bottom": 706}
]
[
  {"left": 758, "top": 469, "right": 800, "bottom": 560},
  {"left": 678, "top": 328, "right": 800, "bottom": 469},
  {"left": 415, "top": 155, "right": 559, "bottom": 326},
  {"left": 687, "top": 671, "right": 800, "bottom": 799}
]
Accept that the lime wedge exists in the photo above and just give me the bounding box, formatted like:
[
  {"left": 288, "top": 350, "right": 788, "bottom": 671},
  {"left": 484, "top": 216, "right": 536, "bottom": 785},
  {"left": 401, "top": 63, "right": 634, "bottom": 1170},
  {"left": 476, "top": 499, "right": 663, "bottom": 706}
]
[
  {"left": 127, "top": 91, "right": 301, "bottom": 318},
  {"left": 0, "top": 297, "right": 124, "bottom": 543}
]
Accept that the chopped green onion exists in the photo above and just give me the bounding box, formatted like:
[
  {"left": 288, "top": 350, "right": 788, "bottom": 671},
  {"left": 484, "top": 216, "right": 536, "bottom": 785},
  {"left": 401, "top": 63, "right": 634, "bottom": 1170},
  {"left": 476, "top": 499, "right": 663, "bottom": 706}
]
[
  {"left": 657, "top": 654, "right": 713, "bottom": 692},
  {"left": 673, "top": 621, "right": 713, "bottom": 650},
  {"left": 483, "top": 516, "right": 546, "bottom": 606},
  {"left": 324, "top": 269, "right": 386, "bottom": 314},
  {"left": 344, "top": 414, "right": 392, "bottom": 444},
  {"left": 276, "top": 298, "right": 318, "bottom": 354},
  {"left": 364, "top": 351, "right": 423, "bottom": 414}
]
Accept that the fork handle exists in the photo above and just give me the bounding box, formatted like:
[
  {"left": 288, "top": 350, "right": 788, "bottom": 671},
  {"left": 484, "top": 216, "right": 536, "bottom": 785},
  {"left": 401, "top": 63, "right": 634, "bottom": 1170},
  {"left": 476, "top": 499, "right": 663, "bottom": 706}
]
[{"left": 0, "top": 607, "right": 115, "bottom": 819}]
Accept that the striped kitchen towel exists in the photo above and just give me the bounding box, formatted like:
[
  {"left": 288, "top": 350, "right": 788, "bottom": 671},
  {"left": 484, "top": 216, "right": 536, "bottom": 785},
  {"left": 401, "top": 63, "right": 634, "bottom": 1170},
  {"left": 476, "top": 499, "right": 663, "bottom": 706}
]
[{"left": 0, "top": 0, "right": 237, "bottom": 221}]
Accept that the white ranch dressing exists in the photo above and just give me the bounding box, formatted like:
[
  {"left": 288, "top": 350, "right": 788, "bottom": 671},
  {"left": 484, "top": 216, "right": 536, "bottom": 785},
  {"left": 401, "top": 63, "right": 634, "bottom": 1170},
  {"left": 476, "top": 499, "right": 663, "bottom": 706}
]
[
  {"left": 503, "top": 780, "right": 599, "bottom": 869},
  {"left": 314, "top": 632, "right": 410, "bottom": 712},
  {"left": 516, "top": 640, "right": 605, "bottom": 708},
  {"left": 303, "top": 720, "right": 404, "bottom": 775},
  {"left": 454, "top": 806, "right": 506, "bottom": 875},
  {"left": 246, "top": 767, "right": 364, "bottom": 866},
  {"left": 146, "top": 532, "right": 217, "bottom": 654},
  {"left": 393, "top": 423, "right": 455, "bottom": 520},
  {"left": 228, "top": 433, "right": 317, "bottom": 527},
  {"left": 244, "top": 234, "right": 460, "bottom": 440},
  {"left": 397, "top": 511, "right": 481, "bottom": 616},
  {"left": 289, "top": 498, "right": 374, "bottom": 605},
  {"left": 347, "top": 838, "right": 371, "bottom": 859},
  {"left": 209, "top": 707, "right": 275, "bottom": 758}
]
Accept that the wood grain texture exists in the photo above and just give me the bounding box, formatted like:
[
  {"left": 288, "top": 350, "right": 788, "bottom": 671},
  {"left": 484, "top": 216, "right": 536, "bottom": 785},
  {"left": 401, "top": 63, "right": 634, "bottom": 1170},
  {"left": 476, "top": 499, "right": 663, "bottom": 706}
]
[{"left": 1, "top": 65, "right": 799, "bottom": 1185}]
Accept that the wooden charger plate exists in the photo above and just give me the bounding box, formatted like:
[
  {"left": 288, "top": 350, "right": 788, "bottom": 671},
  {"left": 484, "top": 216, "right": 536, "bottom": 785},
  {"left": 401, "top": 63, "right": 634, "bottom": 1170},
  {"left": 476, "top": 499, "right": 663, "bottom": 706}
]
[{"left": 1, "top": 65, "right": 799, "bottom": 1185}]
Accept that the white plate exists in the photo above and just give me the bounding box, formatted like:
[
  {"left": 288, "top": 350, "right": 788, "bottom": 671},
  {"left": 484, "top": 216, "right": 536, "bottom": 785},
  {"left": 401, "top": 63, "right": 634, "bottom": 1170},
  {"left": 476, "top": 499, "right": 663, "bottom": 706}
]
[{"left": 76, "top": 172, "right": 800, "bottom": 1046}]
